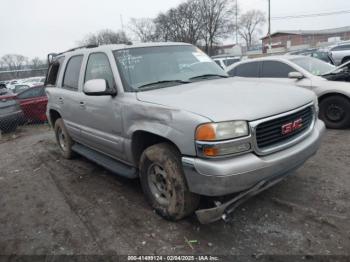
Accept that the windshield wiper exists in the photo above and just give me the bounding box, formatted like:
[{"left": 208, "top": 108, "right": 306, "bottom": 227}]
[
  {"left": 189, "top": 74, "right": 228, "bottom": 80},
  {"left": 137, "top": 80, "right": 191, "bottom": 90}
]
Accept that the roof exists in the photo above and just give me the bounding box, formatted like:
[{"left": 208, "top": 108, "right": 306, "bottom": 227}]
[{"left": 261, "top": 26, "right": 350, "bottom": 39}]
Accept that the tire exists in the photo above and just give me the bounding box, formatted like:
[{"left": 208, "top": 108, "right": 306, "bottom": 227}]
[
  {"left": 139, "top": 143, "right": 200, "bottom": 221},
  {"left": 319, "top": 95, "right": 350, "bottom": 129},
  {"left": 54, "top": 118, "right": 75, "bottom": 159},
  {"left": 0, "top": 122, "right": 18, "bottom": 133}
]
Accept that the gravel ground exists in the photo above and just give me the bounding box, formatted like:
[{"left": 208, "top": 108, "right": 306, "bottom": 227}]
[{"left": 0, "top": 125, "right": 349, "bottom": 258}]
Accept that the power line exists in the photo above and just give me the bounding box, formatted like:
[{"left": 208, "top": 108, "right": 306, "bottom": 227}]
[{"left": 272, "top": 9, "right": 350, "bottom": 20}]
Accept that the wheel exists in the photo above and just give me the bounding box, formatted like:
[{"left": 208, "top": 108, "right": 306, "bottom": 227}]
[
  {"left": 139, "top": 143, "right": 200, "bottom": 221},
  {"left": 54, "top": 118, "right": 75, "bottom": 159},
  {"left": 0, "top": 122, "right": 18, "bottom": 133},
  {"left": 319, "top": 96, "right": 350, "bottom": 129}
]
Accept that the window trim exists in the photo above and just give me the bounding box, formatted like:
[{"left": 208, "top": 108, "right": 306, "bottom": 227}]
[
  {"left": 62, "top": 55, "right": 84, "bottom": 91},
  {"left": 84, "top": 52, "right": 116, "bottom": 90}
]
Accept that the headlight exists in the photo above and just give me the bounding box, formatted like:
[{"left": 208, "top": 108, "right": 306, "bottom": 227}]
[
  {"left": 195, "top": 121, "right": 251, "bottom": 157},
  {"left": 195, "top": 121, "right": 249, "bottom": 141}
]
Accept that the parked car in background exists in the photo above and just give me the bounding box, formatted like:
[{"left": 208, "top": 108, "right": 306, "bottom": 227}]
[
  {"left": 326, "top": 42, "right": 350, "bottom": 65},
  {"left": 227, "top": 55, "right": 350, "bottom": 129},
  {"left": 45, "top": 43, "right": 324, "bottom": 224},
  {"left": 22, "top": 76, "right": 45, "bottom": 85},
  {"left": 12, "top": 82, "right": 42, "bottom": 94},
  {"left": 15, "top": 85, "right": 47, "bottom": 122},
  {"left": 212, "top": 55, "right": 241, "bottom": 69},
  {"left": 0, "top": 89, "right": 22, "bottom": 133},
  {"left": 286, "top": 48, "right": 335, "bottom": 65}
]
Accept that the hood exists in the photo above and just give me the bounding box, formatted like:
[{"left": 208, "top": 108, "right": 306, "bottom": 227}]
[
  {"left": 136, "top": 78, "right": 315, "bottom": 122},
  {"left": 322, "top": 60, "right": 350, "bottom": 75}
]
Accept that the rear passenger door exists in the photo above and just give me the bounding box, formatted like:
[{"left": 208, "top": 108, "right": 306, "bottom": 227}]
[
  {"left": 58, "top": 55, "right": 85, "bottom": 140},
  {"left": 78, "top": 52, "right": 124, "bottom": 160}
]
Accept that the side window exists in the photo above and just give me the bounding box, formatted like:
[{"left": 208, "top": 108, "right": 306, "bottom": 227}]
[
  {"left": 228, "top": 62, "right": 259, "bottom": 77},
  {"left": 46, "top": 57, "right": 64, "bottom": 86},
  {"left": 63, "top": 55, "right": 83, "bottom": 90},
  {"left": 332, "top": 45, "right": 350, "bottom": 51},
  {"left": 85, "top": 53, "right": 115, "bottom": 89},
  {"left": 261, "top": 61, "right": 295, "bottom": 78},
  {"left": 17, "top": 87, "right": 44, "bottom": 99}
]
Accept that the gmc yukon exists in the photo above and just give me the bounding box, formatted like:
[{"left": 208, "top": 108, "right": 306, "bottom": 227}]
[{"left": 45, "top": 43, "right": 325, "bottom": 224}]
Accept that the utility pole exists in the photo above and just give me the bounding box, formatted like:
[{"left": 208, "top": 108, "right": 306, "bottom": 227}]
[
  {"left": 268, "top": 0, "right": 272, "bottom": 52},
  {"left": 235, "top": 0, "right": 238, "bottom": 45},
  {"left": 120, "top": 14, "right": 125, "bottom": 33}
]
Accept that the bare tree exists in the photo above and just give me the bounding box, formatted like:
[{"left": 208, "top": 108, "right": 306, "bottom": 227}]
[
  {"left": 1, "top": 54, "right": 28, "bottom": 70},
  {"left": 238, "top": 10, "right": 266, "bottom": 49},
  {"left": 129, "top": 18, "right": 157, "bottom": 42},
  {"left": 154, "top": 0, "right": 205, "bottom": 45},
  {"left": 199, "top": 0, "right": 235, "bottom": 55},
  {"left": 80, "top": 29, "right": 130, "bottom": 45},
  {"left": 30, "top": 57, "right": 45, "bottom": 69}
]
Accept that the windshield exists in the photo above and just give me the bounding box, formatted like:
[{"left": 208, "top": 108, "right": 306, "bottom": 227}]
[
  {"left": 113, "top": 45, "right": 226, "bottom": 91},
  {"left": 290, "top": 57, "right": 335, "bottom": 76}
]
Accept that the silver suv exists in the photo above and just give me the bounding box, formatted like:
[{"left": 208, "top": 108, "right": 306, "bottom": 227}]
[
  {"left": 45, "top": 43, "right": 325, "bottom": 224},
  {"left": 326, "top": 42, "right": 350, "bottom": 65}
]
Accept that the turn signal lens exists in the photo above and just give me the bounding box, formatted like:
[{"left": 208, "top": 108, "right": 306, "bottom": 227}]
[{"left": 195, "top": 124, "right": 216, "bottom": 141}]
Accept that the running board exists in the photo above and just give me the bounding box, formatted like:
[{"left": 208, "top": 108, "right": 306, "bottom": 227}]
[{"left": 72, "top": 144, "right": 138, "bottom": 179}]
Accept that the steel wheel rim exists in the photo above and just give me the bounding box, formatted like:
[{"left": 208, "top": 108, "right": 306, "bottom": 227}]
[
  {"left": 326, "top": 104, "right": 345, "bottom": 122},
  {"left": 57, "top": 127, "right": 67, "bottom": 151},
  {"left": 147, "top": 163, "right": 171, "bottom": 206}
]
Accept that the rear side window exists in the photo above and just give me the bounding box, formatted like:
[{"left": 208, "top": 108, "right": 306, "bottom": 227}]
[
  {"left": 85, "top": 53, "right": 115, "bottom": 90},
  {"left": 46, "top": 57, "right": 64, "bottom": 86},
  {"left": 261, "top": 61, "right": 295, "bottom": 78},
  {"left": 63, "top": 55, "right": 83, "bottom": 90},
  {"left": 224, "top": 58, "right": 240, "bottom": 66},
  {"left": 332, "top": 44, "right": 350, "bottom": 51},
  {"left": 228, "top": 62, "right": 259, "bottom": 77}
]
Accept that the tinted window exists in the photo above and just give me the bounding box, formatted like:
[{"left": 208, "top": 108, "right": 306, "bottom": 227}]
[
  {"left": 223, "top": 58, "right": 240, "bottom": 66},
  {"left": 332, "top": 44, "right": 350, "bottom": 51},
  {"left": 228, "top": 62, "right": 259, "bottom": 77},
  {"left": 63, "top": 55, "right": 83, "bottom": 90},
  {"left": 17, "top": 87, "right": 44, "bottom": 99},
  {"left": 85, "top": 53, "right": 114, "bottom": 89},
  {"left": 46, "top": 57, "right": 64, "bottom": 86},
  {"left": 261, "top": 61, "right": 294, "bottom": 78}
]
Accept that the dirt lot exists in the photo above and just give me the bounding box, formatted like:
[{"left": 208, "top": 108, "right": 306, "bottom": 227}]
[{"left": 0, "top": 125, "right": 349, "bottom": 257}]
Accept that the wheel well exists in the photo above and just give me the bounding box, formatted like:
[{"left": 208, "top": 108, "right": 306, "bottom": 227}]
[
  {"left": 49, "top": 110, "right": 61, "bottom": 126},
  {"left": 319, "top": 93, "right": 350, "bottom": 104},
  {"left": 131, "top": 131, "right": 180, "bottom": 165}
]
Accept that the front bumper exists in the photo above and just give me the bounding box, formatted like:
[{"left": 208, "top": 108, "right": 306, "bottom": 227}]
[
  {"left": 182, "top": 119, "right": 326, "bottom": 197},
  {"left": 0, "top": 110, "right": 23, "bottom": 129}
]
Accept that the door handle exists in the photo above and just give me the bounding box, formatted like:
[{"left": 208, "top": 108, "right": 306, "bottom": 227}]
[
  {"left": 58, "top": 97, "right": 64, "bottom": 104},
  {"left": 79, "top": 101, "right": 86, "bottom": 109}
]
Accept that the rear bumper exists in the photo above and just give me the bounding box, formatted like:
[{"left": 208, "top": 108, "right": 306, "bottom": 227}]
[{"left": 182, "top": 119, "right": 326, "bottom": 197}]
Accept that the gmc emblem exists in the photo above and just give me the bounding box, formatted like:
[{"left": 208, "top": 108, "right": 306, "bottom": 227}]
[{"left": 281, "top": 118, "right": 303, "bottom": 135}]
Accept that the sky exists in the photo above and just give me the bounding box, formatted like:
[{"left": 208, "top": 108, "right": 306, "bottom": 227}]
[{"left": 1, "top": 0, "right": 350, "bottom": 58}]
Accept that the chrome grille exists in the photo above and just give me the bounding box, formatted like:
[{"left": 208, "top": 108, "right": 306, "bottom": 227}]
[{"left": 255, "top": 106, "right": 314, "bottom": 149}]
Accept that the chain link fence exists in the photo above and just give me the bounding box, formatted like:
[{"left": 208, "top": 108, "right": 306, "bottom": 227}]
[{"left": 0, "top": 70, "right": 49, "bottom": 141}]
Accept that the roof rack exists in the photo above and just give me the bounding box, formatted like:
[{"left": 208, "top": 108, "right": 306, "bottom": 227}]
[{"left": 47, "top": 44, "right": 99, "bottom": 65}]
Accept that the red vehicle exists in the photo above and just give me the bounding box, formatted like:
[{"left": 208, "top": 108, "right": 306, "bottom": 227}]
[{"left": 15, "top": 86, "right": 48, "bottom": 122}]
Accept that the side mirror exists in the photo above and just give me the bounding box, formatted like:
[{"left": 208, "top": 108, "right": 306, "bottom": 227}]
[
  {"left": 83, "top": 79, "right": 116, "bottom": 96},
  {"left": 288, "top": 72, "right": 304, "bottom": 80}
]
